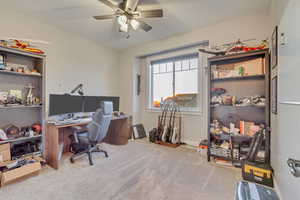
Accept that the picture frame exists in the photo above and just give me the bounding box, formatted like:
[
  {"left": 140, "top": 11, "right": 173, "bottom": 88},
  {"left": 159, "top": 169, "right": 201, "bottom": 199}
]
[
  {"left": 271, "top": 26, "right": 278, "bottom": 69},
  {"left": 136, "top": 74, "right": 141, "bottom": 96},
  {"left": 132, "top": 124, "right": 146, "bottom": 139},
  {"left": 271, "top": 76, "right": 278, "bottom": 114}
]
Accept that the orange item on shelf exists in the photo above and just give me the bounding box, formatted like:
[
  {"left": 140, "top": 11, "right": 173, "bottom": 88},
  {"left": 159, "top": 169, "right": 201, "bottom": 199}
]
[{"left": 240, "top": 121, "right": 245, "bottom": 135}]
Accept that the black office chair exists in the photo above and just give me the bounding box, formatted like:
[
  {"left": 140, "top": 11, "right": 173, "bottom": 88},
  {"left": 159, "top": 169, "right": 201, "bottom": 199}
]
[{"left": 69, "top": 101, "right": 113, "bottom": 165}]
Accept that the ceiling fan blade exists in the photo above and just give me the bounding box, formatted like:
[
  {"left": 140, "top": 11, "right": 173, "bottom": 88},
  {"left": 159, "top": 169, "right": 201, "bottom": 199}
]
[
  {"left": 136, "top": 20, "right": 152, "bottom": 32},
  {"left": 125, "top": 0, "right": 140, "bottom": 12},
  {"left": 98, "top": 0, "right": 120, "bottom": 10},
  {"left": 93, "top": 14, "right": 118, "bottom": 20},
  {"left": 136, "top": 9, "right": 163, "bottom": 18}
]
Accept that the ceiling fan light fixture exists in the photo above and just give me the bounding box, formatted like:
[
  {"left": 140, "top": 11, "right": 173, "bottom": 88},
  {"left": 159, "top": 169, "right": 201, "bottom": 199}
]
[
  {"left": 117, "top": 15, "right": 128, "bottom": 26},
  {"left": 95, "top": 0, "right": 162, "bottom": 33},
  {"left": 130, "top": 19, "right": 140, "bottom": 30},
  {"left": 119, "top": 23, "right": 129, "bottom": 32}
]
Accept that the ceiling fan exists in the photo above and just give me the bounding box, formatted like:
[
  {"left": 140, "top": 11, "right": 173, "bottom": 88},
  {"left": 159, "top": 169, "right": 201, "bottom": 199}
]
[{"left": 93, "top": 0, "right": 163, "bottom": 33}]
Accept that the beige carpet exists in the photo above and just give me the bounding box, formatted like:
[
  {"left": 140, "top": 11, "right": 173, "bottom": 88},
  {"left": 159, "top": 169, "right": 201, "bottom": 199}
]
[{"left": 0, "top": 140, "right": 241, "bottom": 200}]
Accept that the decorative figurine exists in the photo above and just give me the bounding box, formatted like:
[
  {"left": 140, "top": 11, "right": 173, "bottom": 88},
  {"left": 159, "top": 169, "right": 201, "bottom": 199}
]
[
  {"left": 25, "top": 84, "right": 35, "bottom": 105},
  {"left": 0, "top": 129, "right": 8, "bottom": 141},
  {"left": 0, "top": 38, "right": 50, "bottom": 54},
  {"left": 199, "top": 38, "right": 269, "bottom": 56},
  {"left": 4, "top": 124, "right": 20, "bottom": 138},
  {"left": 0, "top": 54, "right": 6, "bottom": 70},
  {"left": 238, "top": 66, "right": 245, "bottom": 76}
]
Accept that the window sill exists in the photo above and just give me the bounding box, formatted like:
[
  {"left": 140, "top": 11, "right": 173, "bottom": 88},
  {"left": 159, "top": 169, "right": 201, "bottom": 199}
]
[{"left": 145, "top": 108, "right": 203, "bottom": 116}]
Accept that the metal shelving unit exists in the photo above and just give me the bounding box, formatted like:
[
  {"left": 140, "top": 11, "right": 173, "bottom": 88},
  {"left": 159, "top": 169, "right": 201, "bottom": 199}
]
[
  {"left": 0, "top": 46, "right": 45, "bottom": 158},
  {"left": 206, "top": 49, "right": 271, "bottom": 166}
]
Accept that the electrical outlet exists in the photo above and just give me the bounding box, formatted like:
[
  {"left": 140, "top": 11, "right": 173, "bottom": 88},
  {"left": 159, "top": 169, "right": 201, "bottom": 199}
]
[{"left": 280, "top": 32, "right": 288, "bottom": 46}]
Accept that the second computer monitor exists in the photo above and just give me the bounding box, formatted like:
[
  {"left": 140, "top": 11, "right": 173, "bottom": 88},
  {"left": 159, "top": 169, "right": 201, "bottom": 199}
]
[
  {"left": 83, "top": 96, "right": 119, "bottom": 112},
  {"left": 83, "top": 96, "right": 100, "bottom": 113}
]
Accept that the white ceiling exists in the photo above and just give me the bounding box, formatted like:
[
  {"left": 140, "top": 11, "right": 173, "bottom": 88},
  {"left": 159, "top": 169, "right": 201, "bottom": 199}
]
[{"left": 4, "top": 0, "right": 271, "bottom": 49}]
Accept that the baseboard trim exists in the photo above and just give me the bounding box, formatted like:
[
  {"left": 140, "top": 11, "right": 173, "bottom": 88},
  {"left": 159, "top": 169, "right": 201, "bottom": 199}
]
[
  {"left": 181, "top": 139, "right": 199, "bottom": 147},
  {"left": 144, "top": 136, "right": 199, "bottom": 147}
]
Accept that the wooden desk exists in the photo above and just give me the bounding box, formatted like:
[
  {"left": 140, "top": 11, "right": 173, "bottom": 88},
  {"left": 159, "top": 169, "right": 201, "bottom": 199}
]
[{"left": 44, "top": 115, "right": 132, "bottom": 169}]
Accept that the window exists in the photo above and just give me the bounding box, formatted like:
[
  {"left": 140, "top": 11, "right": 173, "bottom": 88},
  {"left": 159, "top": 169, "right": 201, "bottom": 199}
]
[{"left": 150, "top": 53, "right": 200, "bottom": 111}]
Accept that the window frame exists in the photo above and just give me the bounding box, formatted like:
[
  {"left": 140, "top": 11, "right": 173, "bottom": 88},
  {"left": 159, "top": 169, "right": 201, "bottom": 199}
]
[{"left": 147, "top": 51, "right": 203, "bottom": 113}]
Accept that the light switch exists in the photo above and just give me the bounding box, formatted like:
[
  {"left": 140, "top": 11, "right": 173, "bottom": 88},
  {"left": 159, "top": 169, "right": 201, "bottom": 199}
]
[{"left": 280, "top": 32, "right": 288, "bottom": 46}]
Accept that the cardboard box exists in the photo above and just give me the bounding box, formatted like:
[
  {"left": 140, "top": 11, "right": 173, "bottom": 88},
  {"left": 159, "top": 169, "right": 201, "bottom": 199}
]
[
  {"left": 0, "top": 143, "right": 11, "bottom": 163},
  {"left": 216, "top": 57, "right": 265, "bottom": 78},
  {"left": 240, "top": 121, "right": 255, "bottom": 136},
  {"left": 234, "top": 58, "right": 265, "bottom": 76},
  {"left": 0, "top": 158, "right": 41, "bottom": 186}
]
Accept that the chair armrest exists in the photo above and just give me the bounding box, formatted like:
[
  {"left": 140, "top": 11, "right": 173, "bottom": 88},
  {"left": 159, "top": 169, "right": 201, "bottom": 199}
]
[
  {"left": 70, "top": 126, "right": 87, "bottom": 143},
  {"left": 71, "top": 126, "right": 88, "bottom": 134},
  {"left": 71, "top": 126, "right": 84, "bottom": 132}
]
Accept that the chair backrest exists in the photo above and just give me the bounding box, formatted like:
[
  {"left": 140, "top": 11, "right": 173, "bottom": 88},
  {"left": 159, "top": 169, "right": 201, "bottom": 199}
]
[{"left": 87, "top": 101, "right": 113, "bottom": 143}]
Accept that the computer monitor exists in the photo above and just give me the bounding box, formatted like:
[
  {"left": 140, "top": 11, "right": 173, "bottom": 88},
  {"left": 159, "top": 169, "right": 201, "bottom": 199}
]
[
  {"left": 83, "top": 96, "right": 100, "bottom": 113},
  {"left": 49, "top": 94, "right": 84, "bottom": 116},
  {"left": 83, "top": 96, "right": 120, "bottom": 112}
]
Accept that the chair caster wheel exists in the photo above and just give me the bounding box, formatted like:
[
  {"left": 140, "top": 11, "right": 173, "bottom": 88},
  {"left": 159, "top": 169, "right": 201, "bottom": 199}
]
[{"left": 70, "top": 157, "right": 74, "bottom": 163}]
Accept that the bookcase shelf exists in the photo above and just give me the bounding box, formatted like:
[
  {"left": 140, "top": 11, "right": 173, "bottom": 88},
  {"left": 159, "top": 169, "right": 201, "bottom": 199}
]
[
  {"left": 206, "top": 49, "right": 270, "bottom": 167},
  {"left": 0, "top": 70, "right": 42, "bottom": 78},
  {"left": 210, "top": 154, "right": 234, "bottom": 161},
  {"left": 0, "top": 105, "right": 42, "bottom": 110},
  {"left": 0, "top": 47, "right": 45, "bottom": 159},
  {"left": 212, "top": 74, "right": 265, "bottom": 82},
  {"left": 211, "top": 105, "right": 265, "bottom": 109},
  {"left": 0, "top": 135, "right": 42, "bottom": 145}
]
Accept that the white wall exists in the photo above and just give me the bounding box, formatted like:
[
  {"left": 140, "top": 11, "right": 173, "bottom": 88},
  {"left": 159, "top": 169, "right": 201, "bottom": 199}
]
[
  {"left": 269, "top": 0, "right": 300, "bottom": 199},
  {"left": 269, "top": 0, "right": 291, "bottom": 28},
  {"left": 0, "top": 7, "right": 120, "bottom": 114},
  {"left": 119, "top": 14, "right": 271, "bottom": 145}
]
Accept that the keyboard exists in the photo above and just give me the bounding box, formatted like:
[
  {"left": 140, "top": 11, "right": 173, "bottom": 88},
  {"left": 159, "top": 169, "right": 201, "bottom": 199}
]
[{"left": 54, "top": 118, "right": 92, "bottom": 126}]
